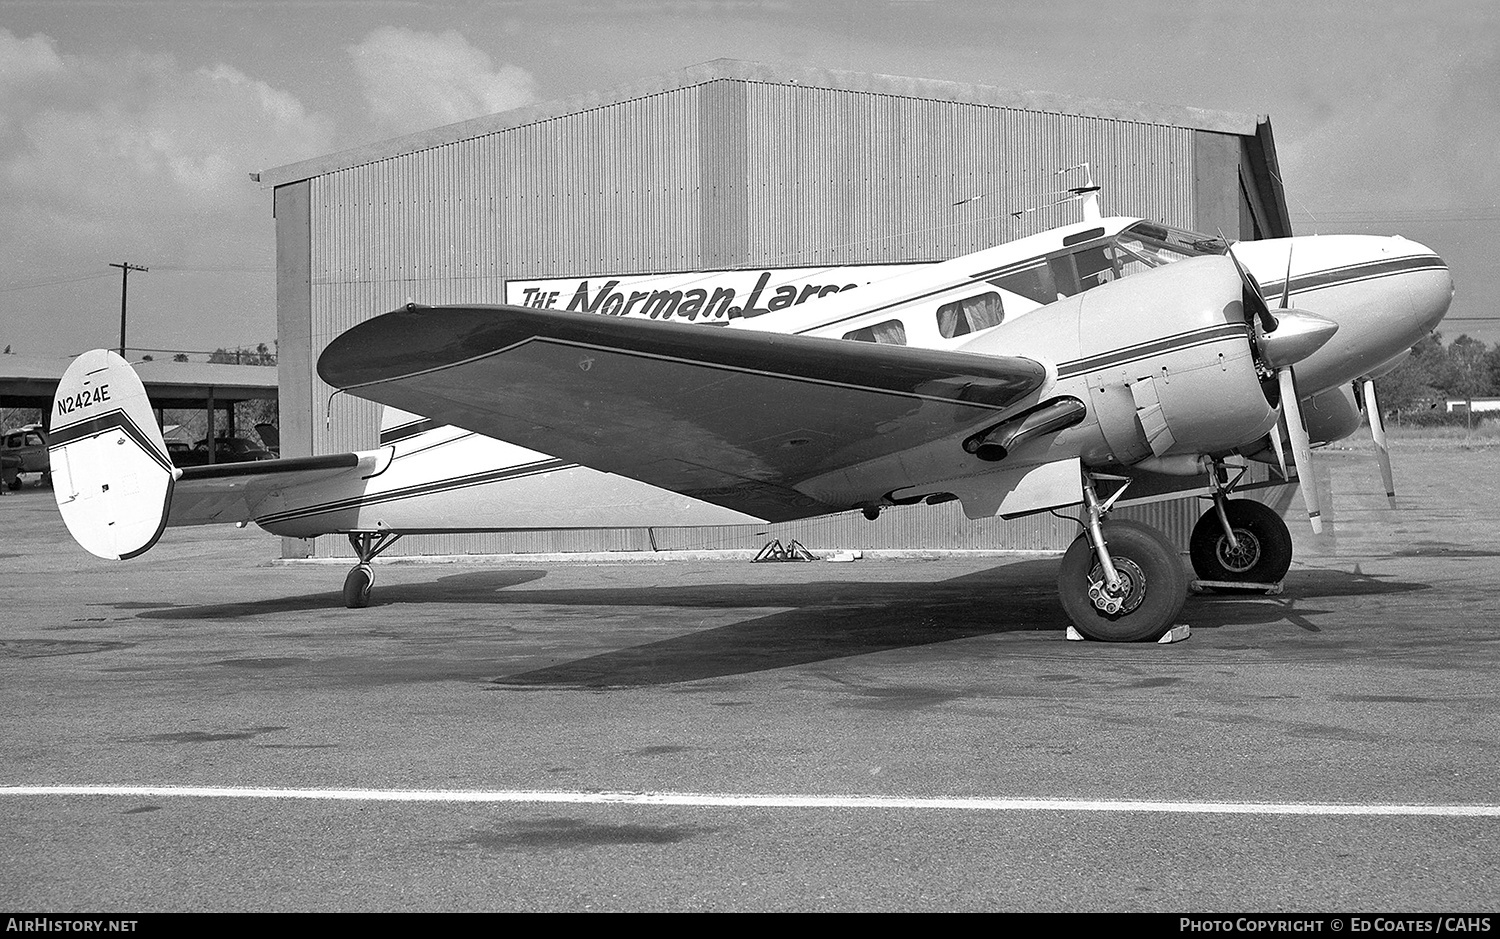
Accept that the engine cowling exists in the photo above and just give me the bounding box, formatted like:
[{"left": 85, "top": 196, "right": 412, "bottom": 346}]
[{"left": 963, "top": 255, "right": 1279, "bottom": 469}]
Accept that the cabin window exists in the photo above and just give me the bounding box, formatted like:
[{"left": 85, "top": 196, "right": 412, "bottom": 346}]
[
  {"left": 843, "top": 319, "right": 907, "bottom": 345},
  {"left": 936, "top": 292, "right": 1005, "bottom": 338}
]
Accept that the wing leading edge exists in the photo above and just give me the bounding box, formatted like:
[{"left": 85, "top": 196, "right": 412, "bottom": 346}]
[{"left": 319, "top": 304, "right": 1048, "bottom": 521}]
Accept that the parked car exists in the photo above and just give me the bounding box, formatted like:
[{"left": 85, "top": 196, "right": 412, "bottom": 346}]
[
  {"left": 165, "top": 439, "right": 208, "bottom": 467},
  {"left": 1, "top": 424, "right": 49, "bottom": 489},
  {"left": 192, "top": 435, "right": 278, "bottom": 464}
]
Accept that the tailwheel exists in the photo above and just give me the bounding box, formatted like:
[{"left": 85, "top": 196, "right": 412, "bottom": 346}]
[
  {"left": 343, "top": 564, "right": 373, "bottom": 608},
  {"left": 1058, "top": 520, "right": 1187, "bottom": 642},
  {"left": 341, "top": 531, "right": 402, "bottom": 609},
  {"left": 1189, "top": 499, "right": 1292, "bottom": 586}
]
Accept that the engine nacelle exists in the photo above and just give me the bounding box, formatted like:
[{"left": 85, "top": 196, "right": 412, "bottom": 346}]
[
  {"left": 960, "top": 255, "right": 1280, "bottom": 469},
  {"left": 1304, "top": 384, "right": 1363, "bottom": 447}
]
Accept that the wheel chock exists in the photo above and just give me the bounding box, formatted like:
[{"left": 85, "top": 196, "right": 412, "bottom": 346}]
[
  {"left": 1066, "top": 623, "right": 1191, "bottom": 643},
  {"left": 752, "top": 539, "right": 819, "bottom": 562},
  {"left": 1190, "top": 579, "right": 1283, "bottom": 595},
  {"left": 1157, "top": 624, "right": 1191, "bottom": 643}
]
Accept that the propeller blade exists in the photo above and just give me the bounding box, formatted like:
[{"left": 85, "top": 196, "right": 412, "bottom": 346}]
[
  {"left": 1268, "top": 422, "right": 1289, "bottom": 480},
  {"left": 1363, "top": 378, "right": 1397, "bottom": 507},
  {"left": 1278, "top": 367, "right": 1324, "bottom": 534},
  {"left": 1218, "top": 229, "right": 1278, "bottom": 333}
]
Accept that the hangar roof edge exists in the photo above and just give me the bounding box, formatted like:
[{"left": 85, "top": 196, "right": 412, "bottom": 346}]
[{"left": 257, "top": 58, "right": 1266, "bottom": 188}]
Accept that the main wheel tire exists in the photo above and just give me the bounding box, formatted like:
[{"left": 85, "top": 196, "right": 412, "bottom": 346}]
[
  {"left": 343, "top": 564, "right": 373, "bottom": 608},
  {"left": 1189, "top": 499, "right": 1293, "bottom": 585},
  {"left": 1058, "top": 520, "right": 1187, "bottom": 642}
]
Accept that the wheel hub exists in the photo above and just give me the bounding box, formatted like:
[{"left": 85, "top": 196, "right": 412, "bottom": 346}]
[
  {"left": 1087, "top": 557, "right": 1147, "bottom": 615},
  {"left": 1215, "top": 528, "right": 1263, "bottom": 574}
]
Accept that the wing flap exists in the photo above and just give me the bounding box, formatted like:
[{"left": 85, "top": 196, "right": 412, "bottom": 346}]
[{"left": 319, "top": 304, "right": 1047, "bottom": 520}]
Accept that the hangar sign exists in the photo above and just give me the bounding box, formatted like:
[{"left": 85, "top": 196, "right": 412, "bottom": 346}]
[{"left": 506, "top": 264, "right": 924, "bottom": 323}]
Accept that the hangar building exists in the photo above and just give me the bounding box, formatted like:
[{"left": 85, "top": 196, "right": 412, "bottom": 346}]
[{"left": 257, "top": 58, "right": 1292, "bottom": 559}]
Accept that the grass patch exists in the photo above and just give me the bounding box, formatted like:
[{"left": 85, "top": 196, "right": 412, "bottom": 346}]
[{"left": 1331, "top": 422, "right": 1500, "bottom": 450}]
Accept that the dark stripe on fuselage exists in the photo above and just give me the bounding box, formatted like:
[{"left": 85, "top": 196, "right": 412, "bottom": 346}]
[
  {"left": 47, "top": 409, "right": 173, "bottom": 475},
  {"left": 254, "top": 458, "right": 574, "bottom": 526},
  {"left": 1259, "top": 254, "right": 1447, "bottom": 302},
  {"left": 1056, "top": 323, "right": 1249, "bottom": 380}
]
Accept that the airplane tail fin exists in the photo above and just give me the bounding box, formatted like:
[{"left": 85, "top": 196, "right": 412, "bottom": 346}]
[{"left": 49, "top": 350, "right": 178, "bottom": 560}]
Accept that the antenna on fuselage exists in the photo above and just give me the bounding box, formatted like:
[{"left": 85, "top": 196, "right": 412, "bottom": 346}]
[
  {"left": 1007, "top": 162, "right": 1102, "bottom": 223},
  {"left": 1060, "top": 162, "right": 1102, "bottom": 223}
]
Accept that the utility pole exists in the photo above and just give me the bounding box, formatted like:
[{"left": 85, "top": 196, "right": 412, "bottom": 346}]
[{"left": 107, "top": 262, "right": 148, "bottom": 357}]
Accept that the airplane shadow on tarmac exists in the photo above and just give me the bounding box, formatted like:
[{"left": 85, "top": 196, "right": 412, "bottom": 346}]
[{"left": 127, "top": 560, "right": 1434, "bottom": 688}]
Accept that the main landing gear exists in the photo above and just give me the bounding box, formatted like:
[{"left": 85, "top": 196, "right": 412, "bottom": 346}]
[
  {"left": 1188, "top": 464, "right": 1293, "bottom": 589},
  {"left": 1057, "top": 463, "right": 1294, "bottom": 641},
  {"left": 1058, "top": 473, "right": 1187, "bottom": 642},
  {"left": 343, "top": 531, "right": 402, "bottom": 608}
]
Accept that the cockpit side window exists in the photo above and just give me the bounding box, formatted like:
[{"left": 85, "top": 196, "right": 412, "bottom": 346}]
[
  {"left": 1074, "top": 246, "right": 1117, "bottom": 290},
  {"left": 843, "top": 319, "right": 908, "bottom": 345},
  {"left": 987, "top": 258, "right": 1070, "bottom": 304}
]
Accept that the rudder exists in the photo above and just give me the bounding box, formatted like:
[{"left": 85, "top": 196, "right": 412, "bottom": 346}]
[{"left": 49, "top": 350, "right": 178, "bottom": 559}]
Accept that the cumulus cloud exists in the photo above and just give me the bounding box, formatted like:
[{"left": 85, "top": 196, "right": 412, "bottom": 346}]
[
  {"left": 0, "top": 28, "right": 336, "bottom": 354},
  {"left": 348, "top": 26, "right": 537, "bottom": 138}
]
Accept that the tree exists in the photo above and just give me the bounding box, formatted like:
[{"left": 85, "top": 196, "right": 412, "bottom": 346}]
[
  {"left": 1446, "top": 335, "right": 1490, "bottom": 402},
  {"left": 1374, "top": 354, "right": 1441, "bottom": 418},
  {"left": 209, "top": 342, "right": 276, "bottom": 366},
  {"left": 172, "top": 353, "right": 189, "bottom": 363}
]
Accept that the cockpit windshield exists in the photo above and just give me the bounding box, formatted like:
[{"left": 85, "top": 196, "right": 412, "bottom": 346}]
[
  {"left": 1106, "top": 221, "right": 1225, "bottom": 277},
  {"left": 981, "top": 222, "right": 1225, "bottom": 306}
]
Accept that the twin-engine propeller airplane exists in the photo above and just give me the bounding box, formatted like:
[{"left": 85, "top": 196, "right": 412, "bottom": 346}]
[{"left": 47, "top": 210, "right": 1451, "bottom": 642}]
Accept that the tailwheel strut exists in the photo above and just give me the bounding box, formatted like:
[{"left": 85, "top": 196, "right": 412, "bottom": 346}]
[{"left": 343, "top": 531, "right": 402, "bottom": 609}]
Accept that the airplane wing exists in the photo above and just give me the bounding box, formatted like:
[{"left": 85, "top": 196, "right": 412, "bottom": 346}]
[{"left": 319, "top": 304, "right": 1048, "bottom": 521}]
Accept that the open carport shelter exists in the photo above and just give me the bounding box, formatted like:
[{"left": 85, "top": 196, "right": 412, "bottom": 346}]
[{"left": 0, "top": 353, "right": 279, "bottom": 437}]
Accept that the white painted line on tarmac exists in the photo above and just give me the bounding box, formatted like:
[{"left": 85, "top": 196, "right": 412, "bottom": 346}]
[{"left": 3, "top": 785, "right": 1499, "bottom": 816}]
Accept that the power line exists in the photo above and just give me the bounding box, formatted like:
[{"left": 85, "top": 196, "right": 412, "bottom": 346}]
[
  {"left": 151, "top": 264, "right": 273, "bottom": 273},
  {"left": 0, "top": 271, "right": 115, "bottom": 293}
]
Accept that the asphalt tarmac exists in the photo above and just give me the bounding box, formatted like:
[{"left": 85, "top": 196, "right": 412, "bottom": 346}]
[{"left": 1, "top": 446, "right": 1497, "bottom": 912}]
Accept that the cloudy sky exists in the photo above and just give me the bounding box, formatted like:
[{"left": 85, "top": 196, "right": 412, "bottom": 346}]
[{"left": 2, "top": 0, "right": 1496, "bottom": 359}]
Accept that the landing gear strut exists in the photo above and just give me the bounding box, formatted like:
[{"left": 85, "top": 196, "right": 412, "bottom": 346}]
[
  {"left": 1058, "top": 474, "right": 1187, "bottom": 642},
  {"left": 1189, "top": 463, "right": 1293, "bottom": 587},
  {"left": 343, "top": 531, "right": 402, "bottom": 608}
]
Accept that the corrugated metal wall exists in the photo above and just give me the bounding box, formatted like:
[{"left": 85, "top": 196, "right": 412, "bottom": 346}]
[{"left": 297, "top": 77, "right": 1211, "bottom": 559}]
